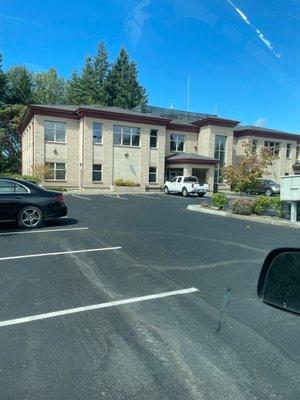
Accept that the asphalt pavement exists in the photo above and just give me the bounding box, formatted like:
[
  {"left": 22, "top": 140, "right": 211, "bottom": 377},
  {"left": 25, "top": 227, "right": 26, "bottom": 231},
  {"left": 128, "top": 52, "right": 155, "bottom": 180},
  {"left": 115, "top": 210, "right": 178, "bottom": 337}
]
[{"left": 0, "top": 192, "right": 299, "bottom": 400}]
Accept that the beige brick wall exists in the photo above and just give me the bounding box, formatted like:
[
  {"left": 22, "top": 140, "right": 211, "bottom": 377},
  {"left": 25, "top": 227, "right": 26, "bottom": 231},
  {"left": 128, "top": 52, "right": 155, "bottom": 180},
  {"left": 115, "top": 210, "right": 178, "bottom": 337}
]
[
  {"left": 235, "top": 136, "right": 298, "bottom": 183},
  {"left": 21, "top": 118, "right": 34, "bottom": 175},
  {"left": 33, "top": 115, "right": 80, "bottom": 188}
]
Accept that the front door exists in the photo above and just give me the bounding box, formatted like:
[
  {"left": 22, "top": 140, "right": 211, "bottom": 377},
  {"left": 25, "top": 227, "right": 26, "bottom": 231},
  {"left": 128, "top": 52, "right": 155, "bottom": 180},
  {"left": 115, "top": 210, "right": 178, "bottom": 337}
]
[{"left": 192, "top": 168, "right": 207, "bottom": 184}]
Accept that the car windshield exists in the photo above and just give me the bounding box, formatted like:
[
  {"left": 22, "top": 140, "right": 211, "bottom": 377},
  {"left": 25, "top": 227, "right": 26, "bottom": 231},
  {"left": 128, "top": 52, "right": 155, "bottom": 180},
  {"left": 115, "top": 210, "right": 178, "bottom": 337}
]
[
  {"left": 1, "top": 1, "right": 299, "bottom": 399},
  {"left": 264, "top": 180, "right": 277, "bottom": 185}
]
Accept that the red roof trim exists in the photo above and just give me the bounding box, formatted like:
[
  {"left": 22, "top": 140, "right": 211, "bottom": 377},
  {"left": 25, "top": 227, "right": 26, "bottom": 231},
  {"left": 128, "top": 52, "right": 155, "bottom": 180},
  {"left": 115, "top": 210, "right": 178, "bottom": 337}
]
[
  {"left": 166, "top": 122, "right": 198, "bottom": 133},
  {"left": 166, "top": 158, "right": 219, "bottom": 165},
  {"left": 234, "top": 129, "right": 300, "bottom": 142},
  {"left": 192, "top": 117, "right": 240, "bottom": 128}
]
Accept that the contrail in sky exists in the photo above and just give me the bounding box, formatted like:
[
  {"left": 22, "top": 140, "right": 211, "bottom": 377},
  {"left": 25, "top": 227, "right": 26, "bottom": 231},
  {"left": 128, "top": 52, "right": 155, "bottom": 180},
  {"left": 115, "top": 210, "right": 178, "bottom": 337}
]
[{"left": 225, "top": 0, "right": 281, "bottom": 59}]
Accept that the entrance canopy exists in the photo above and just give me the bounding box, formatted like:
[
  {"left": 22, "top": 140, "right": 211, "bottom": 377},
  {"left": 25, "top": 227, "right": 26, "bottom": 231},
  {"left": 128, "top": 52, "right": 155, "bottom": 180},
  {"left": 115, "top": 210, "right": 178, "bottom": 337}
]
[{"left": 165, "top": 153, "right": 219, "bottom": 166}]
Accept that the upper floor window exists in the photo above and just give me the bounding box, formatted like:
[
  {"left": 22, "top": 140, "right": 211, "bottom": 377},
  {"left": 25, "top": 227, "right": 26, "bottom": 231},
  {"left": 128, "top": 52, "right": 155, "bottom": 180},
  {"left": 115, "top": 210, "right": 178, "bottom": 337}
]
[
  {"left": 113, "top": 125, "right": 140, "bottom": 147},
  {"left": 296, "top": 146, "right": 300, "bottom": 160},
  {"left": 45, "top": 121, "right": 66, "bottom": 143},
  {"left": 252, "top": 139, "right": 258, "bottom": 153},
  {"left": 93, "top": 122, "right": 103, "bottom": 144},
  {"left": 170, "top": 134, "right": 185, "bottom": 151},
  {"left": 264, "top": 141, "right": 280, "bottom": 156},
  {"left": 286, "top": 143, "right": 292, "bottom": 158},
  {"left": 150, "top": 129, "right": 158, "bottom": 148}
]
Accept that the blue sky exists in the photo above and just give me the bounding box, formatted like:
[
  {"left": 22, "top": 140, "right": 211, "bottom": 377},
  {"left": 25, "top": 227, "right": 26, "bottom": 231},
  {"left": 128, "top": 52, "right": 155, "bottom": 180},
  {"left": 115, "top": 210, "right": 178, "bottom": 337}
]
[{"left": 1, "top": 0, "right": 300, "bottom": 132}]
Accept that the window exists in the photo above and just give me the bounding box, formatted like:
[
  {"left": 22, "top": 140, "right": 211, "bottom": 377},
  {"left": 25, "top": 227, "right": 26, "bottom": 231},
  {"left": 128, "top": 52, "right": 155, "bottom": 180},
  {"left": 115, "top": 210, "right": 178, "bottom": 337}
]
[
  {"left": 46, "top": 162, "right": 66, "bottom": 180},
  {"left": 214, "top": 135, "right": 227, "bottom": 183},
  {"left": 0, "top": 180, "right": 29, "bottom": 193},
  {"left": 264, "top": 141, "right": 280, "bottom": 156},
  {"left": 183, "top": 177, "right": 198, "bottom": 183},
  {"left": 296, "top": 146, "right": 300, "bottom": 160},
  {"left": 93, "top": 122, "right": 102, "bottom": 144},
  {"left": 92, "top": 164, "right": 102, "bottom": 181},
  {"left": 286, "top": 143, "right": 291, "bottom": 158},
  {"left": 150, "top": 129, "right": 158, "bottom": 148},
  {"left": 170, "top": 134, "right": 185, "bottom": 151},
  {"left": 252, "top": 139, "right": 258, "bottom": 153},
  {"left": 177, "top": 177, "right": 182, "bottom": 182},
  {"left": 113, "top": 125, "right": 140, "bottom": 146},
  {"left": 149, "top": 167, "right": 157, "bottom": 183},
  {"left": 44, "top": 121, "right": 66, "bottom": 142}
]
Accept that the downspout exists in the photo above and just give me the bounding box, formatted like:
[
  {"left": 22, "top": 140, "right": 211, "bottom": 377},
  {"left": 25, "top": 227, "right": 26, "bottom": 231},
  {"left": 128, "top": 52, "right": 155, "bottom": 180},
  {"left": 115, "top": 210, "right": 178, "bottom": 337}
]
[{"left": 80, "top": 116, "right": 84, "bottom": 190}]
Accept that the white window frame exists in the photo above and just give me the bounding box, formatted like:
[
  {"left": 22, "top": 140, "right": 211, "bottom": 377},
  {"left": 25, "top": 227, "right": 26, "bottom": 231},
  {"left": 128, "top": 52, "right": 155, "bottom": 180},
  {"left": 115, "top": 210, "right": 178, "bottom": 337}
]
[
  {"left": 92, "top": 164, "right": 102, "bottom": 182},
  {"left": 93, "top": 122, "right": 103, "bottom": 144},
  {"left": 46, "top": 162, "right": 66, "bottom": 181},
  {"left": 264, "top": 141, "right": 280, "bottom": 156},
  {"left": 170, "top": 134, "right": 185, "bottom": 152},
  {"left": 44, "top": 121, "right": 66, "bottom": 143},
  {"left": 113, "top": 125, "right": 140, "bottom": 147}
]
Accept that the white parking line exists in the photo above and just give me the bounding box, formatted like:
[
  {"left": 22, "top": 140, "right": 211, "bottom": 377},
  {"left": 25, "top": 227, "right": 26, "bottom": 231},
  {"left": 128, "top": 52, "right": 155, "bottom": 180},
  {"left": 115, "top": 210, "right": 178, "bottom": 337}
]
[
  {"left": 0, "top": 227, "right": 89, "bottom": 236},
  {"left": 71, "top": 194, "right": 91, "bottom": 200},
  {"left": 132, "top": 194, "right": 162, "bottom": 200},
  {"left": 103, "top": 194, "right": 127, "bottom": 200},
  {"left": 0, "top": 246, "right": 122, "bottom": 262},
  {"left": 0, "top": 287, "right": 199, "bottom": 328}
]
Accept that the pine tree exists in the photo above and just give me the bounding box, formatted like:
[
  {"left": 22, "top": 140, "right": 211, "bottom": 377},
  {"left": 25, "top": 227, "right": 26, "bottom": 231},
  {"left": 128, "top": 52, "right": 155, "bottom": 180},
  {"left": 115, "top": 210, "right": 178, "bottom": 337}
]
[
  {"left": 79, "top": 57, "right": 98, "bottom": 104},
  {"left": 0, "top": 54, "right": 6, "bottom": 105},
  {"left": 93, "top": 41, "right": 109, "bottom": 104},
  {"left": 5, "top": 66, "right": 33, "bottom": 105},
  {"left": 33, "top": 68, "right": 66, "bottom": 104},
  {"left": 103, "top": 48, "right": 147, "bottom": 109},
  {"left": 66, "top": 71, "right": 83, "bottom": 104}
]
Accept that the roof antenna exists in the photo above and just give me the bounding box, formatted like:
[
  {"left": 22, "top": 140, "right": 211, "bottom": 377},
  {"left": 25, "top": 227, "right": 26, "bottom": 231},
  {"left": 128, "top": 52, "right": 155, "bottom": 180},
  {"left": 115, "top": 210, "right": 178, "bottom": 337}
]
[{"left": 187, "top": 75, "right": 190, "bottom": 112}]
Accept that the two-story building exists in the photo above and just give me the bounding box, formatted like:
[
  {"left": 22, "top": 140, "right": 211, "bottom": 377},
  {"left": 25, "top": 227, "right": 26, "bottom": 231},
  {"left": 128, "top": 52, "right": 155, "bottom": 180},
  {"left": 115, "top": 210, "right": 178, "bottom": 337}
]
[{"left": 19, "top": 104, "right": 300, "bottom": 190}]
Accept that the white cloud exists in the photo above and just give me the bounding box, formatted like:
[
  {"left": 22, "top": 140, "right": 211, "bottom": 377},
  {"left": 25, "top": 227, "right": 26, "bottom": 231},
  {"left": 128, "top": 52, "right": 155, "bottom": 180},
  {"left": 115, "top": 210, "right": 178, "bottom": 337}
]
[
  {"left": 254, "top": 117, "right": 267, "bottom": 127},
  {"left": 0, "top": 13, "right": 42, "bottom": 27}
]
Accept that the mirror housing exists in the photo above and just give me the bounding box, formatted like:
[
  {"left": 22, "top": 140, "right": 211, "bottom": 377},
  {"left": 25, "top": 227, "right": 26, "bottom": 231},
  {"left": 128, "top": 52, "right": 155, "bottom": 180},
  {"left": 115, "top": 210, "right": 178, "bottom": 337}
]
[{"left": 257, "top": 248, "right": 300, "bottom": 315}]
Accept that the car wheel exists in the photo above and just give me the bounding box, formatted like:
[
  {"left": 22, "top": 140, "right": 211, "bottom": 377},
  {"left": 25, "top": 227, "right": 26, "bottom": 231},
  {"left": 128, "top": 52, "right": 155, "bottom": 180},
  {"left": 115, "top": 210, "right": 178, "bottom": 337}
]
[
  {"left": 18, "top": 206, "right": 44, "bottom": 229},
  {"left": 265, "top": 189, "right": 273, "bottom": 197},
  {"left": 182, "top": 188, "right": 188, "bottom": 197},
  {"left": 164, "top": 186, "right": 170, "bottom": 195},
  {"left": 198, "top": 192, "right": 205, "bottom": 197}
]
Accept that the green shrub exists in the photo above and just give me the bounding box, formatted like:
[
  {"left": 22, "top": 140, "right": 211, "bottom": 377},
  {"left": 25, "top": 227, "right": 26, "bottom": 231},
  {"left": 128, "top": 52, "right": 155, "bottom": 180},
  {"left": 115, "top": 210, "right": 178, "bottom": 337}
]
[
  {"left": 230, "top": 198, "right": 254, "bottom": 215},
  {"left": 114, "top": 178, "right": 137, "bottom": 187},
  {"left": 253, "top": 196, "right": 285, "bottom": 218},
  {"left": 253, "top": 195, "right": 270, "bottom": 215},
  {"left": 212, "top": 193, "right": 227, "bottom": 209},
  {"left": 0, "top": 173, "right": 40, "bottom": 184}
]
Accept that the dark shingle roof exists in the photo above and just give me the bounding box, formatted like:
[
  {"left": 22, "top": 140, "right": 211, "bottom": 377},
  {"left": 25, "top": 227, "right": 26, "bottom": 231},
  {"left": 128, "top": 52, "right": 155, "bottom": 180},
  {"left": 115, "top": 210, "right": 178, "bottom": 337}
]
[{"left": 234, "top": 125, "right": 298, "bottom": 136}]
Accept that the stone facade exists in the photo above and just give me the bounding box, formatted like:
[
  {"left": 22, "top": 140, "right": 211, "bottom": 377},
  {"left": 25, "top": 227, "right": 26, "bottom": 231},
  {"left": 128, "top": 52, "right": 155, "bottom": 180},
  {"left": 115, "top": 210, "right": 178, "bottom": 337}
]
[{"left": 20, "top": 105, "right": 300, "bottom": 190}]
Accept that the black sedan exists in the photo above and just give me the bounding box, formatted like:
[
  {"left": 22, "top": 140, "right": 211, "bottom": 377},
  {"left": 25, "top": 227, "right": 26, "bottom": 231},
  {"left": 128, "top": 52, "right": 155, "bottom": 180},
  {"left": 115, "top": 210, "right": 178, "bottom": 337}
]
[{"left": 0, "top": 178, "right": 67, "bottom": 229}]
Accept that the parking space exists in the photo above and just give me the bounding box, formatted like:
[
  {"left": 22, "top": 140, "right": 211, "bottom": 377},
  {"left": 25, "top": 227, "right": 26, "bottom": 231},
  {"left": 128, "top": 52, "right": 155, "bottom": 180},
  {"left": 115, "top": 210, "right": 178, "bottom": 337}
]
[{"left": 0, "top": 193, "right": 299, "bottom": 399}]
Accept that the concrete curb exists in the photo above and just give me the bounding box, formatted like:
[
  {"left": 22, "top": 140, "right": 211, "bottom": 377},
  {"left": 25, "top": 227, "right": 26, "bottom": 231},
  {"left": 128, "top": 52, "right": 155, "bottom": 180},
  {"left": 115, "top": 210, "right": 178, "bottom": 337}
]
[{"left": 187, "top": 204, "right": 300, "bottom": 229}]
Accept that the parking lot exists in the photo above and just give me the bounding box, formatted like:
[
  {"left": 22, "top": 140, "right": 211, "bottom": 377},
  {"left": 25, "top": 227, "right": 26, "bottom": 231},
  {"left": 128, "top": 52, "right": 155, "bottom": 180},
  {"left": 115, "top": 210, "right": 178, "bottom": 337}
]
[{"left": 0, "top": 192, "right": 299, "bottom": 400}]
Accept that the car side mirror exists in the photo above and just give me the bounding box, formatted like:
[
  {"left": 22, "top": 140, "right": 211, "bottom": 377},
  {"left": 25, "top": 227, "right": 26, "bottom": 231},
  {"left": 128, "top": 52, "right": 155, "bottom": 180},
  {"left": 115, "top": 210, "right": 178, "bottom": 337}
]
[{"left": 257, "top": 248, "right": 300, "bottom": 315}]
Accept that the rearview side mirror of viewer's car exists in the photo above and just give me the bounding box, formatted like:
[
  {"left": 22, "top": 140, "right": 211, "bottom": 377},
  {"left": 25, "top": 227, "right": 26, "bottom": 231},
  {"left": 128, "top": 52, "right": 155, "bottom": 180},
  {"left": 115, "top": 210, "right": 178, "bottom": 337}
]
[{"left": 257, "top": 248, "right": 300, "bottom": 315}]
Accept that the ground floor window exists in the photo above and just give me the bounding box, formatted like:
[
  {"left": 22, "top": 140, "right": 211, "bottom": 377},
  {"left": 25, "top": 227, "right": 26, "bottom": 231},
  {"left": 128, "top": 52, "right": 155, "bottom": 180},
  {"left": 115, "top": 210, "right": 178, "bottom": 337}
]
[
  {"left": 46, "top": 162, "right": 66, "bottom": 180},
  {"left": 165, "top": 168, "right": 183, "bottom": 181},
  {"left": 149, "top": 167, "right": 157, "bottom": 183},
  {"left": 92, "top": 164, "right": 102, "bottom": 181}
]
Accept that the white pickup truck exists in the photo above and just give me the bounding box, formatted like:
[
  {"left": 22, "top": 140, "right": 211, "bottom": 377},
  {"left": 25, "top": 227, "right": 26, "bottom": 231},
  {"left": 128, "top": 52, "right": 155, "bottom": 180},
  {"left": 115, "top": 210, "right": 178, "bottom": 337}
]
[{"left": 164, "top": 176, "right": 209, "bottom": 197}]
